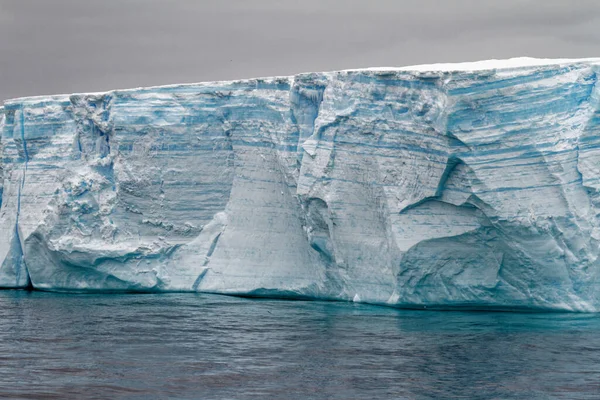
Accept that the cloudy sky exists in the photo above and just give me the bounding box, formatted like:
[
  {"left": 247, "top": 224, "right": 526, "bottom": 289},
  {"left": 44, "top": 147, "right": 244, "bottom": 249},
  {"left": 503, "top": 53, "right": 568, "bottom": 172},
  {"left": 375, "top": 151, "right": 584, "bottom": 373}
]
[{"left": 0, "top": 0, "right": 598, "bottom": 100}]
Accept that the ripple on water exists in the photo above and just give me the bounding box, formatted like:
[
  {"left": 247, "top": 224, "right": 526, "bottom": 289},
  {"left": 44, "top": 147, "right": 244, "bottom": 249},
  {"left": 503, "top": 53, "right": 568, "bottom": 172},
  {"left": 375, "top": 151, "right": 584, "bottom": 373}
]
[{"left": 0, "top": 291, "right": 599, "bottom": 399}]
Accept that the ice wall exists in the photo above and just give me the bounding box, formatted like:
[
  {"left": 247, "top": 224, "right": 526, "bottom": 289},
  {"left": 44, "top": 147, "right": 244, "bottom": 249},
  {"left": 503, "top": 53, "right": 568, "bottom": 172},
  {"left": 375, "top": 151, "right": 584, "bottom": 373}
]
[{"left": 1, "top": 57, "right": 600, "bottom": 311}]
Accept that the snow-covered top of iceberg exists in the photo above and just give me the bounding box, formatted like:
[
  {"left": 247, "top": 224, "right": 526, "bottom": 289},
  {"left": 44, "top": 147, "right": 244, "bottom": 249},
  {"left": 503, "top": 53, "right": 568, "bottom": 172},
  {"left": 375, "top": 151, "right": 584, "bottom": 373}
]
[
  {"left": 360, "top": 56, "right": 600, "bottom": 72},
  {"left": 4, "top": 57, "right": 600, "bottom": 104}
]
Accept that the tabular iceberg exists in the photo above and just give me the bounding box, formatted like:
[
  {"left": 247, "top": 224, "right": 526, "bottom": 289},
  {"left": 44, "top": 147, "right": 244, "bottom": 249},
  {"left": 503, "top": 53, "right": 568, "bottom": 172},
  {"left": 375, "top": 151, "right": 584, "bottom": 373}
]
[{"left": 1, "top": 57, "right": 600, "bottom": 311}]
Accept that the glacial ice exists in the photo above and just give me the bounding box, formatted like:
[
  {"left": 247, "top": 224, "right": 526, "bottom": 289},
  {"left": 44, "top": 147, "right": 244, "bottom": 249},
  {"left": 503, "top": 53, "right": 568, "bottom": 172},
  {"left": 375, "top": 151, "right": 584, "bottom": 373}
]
[{"left": 2, "top": 57, "right": 600, "bottom": 311}]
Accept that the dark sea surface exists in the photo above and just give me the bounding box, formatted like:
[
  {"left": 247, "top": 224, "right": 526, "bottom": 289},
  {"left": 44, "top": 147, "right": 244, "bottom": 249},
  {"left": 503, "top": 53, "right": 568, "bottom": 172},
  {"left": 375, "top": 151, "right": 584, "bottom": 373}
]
[{"left": 0, "top": 291, "right": 599, "bottom": 399}]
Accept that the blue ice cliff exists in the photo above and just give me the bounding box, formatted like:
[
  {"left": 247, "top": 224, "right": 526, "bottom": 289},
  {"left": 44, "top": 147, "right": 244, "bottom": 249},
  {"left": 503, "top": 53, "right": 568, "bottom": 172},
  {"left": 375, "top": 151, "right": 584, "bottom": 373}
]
[{"left": 1, "top": 57, "right": 600, "bottom": 311}]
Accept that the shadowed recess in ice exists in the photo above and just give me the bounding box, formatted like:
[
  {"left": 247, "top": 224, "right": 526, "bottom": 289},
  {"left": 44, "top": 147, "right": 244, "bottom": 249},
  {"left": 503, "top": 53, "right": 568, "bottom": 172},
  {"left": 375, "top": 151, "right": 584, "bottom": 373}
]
[{"left": 1, "top": 57, "right": 600, "bottom": 311}]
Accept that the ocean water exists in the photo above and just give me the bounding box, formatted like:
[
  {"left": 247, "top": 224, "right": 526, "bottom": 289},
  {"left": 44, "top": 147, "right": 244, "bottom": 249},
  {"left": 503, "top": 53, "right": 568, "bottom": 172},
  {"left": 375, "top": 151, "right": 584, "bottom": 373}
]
[{"left": 0, "top": 292, "right": 599, "bottom": 399}]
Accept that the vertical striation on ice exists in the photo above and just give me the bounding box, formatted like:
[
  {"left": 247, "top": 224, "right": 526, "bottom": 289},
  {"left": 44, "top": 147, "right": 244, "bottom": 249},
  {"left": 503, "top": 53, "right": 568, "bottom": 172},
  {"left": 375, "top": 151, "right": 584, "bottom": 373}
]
[{"left": 1, "top": 57, "right": 600, "bottom": 311}]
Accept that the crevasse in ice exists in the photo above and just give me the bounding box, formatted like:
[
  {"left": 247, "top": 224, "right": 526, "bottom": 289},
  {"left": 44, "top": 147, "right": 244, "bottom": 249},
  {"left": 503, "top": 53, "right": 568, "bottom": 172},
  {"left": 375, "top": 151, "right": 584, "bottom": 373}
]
[{"left": 1, "top": 57, "right": 600, "bottom": 311}]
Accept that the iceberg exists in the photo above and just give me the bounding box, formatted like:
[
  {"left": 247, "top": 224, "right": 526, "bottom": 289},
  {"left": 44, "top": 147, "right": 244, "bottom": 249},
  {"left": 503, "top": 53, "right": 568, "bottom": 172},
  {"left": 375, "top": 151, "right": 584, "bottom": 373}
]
[{"left": 1, "top": 57, "right": 600, "bottom": 311}]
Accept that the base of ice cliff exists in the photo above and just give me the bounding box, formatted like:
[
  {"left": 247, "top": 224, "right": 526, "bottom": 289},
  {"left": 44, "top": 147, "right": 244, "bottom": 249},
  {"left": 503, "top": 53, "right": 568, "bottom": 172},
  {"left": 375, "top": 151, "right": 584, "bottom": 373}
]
[{"left": 2, "top": 57, "right": 600, "bottom": 311}]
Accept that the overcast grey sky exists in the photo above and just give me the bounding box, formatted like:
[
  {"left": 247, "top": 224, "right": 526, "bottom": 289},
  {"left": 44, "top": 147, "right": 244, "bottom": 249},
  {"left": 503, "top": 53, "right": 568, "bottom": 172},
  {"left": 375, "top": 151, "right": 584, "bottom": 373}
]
[{"left": 0, "top": 0, "right": 599, "bottom": 100}]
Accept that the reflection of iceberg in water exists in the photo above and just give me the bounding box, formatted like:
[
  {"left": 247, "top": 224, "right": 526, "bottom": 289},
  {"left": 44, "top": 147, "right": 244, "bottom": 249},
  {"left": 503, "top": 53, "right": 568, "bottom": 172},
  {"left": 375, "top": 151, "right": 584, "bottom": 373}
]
[{"left": 2, "top": 57, "right": 600, "bottom": 311}]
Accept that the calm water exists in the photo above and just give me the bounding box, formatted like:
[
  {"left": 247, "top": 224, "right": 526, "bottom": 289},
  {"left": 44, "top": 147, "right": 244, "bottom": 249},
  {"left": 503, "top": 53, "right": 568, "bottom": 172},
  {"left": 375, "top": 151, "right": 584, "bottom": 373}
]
[{"left": 1, "top": 292, "right": 599, "bottom": 399}]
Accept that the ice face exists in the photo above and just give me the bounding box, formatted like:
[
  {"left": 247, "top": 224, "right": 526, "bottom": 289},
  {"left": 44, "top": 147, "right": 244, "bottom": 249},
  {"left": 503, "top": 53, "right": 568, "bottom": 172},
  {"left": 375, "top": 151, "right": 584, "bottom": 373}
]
[{"left": 1, "top": 57, "right": 600, "bottom": 311}]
